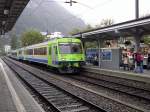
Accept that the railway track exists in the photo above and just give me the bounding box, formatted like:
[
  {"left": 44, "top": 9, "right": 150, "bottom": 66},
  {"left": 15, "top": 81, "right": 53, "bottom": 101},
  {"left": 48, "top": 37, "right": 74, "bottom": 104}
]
[
  {"left": 69, "top": 74, "right": 150, "bottom": 100},
  {"left": 68, "top": 75, "right": 150, "bottom": 108},
  {"left": 3, "top": 57, "right": 150, "bottom": 112},
  {"left": 3, "top": 58, "right": 104, "bottom": 112}
]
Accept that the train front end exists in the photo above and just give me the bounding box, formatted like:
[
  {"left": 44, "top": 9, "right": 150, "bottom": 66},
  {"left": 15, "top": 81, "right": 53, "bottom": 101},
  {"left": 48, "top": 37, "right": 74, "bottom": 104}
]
[{"left": 57, "top": 38, "right": 85, "bottom": 73}]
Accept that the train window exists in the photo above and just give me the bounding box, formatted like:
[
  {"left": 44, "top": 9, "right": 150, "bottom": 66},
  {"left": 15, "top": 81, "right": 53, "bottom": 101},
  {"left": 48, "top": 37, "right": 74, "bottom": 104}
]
[
  {"left": 45, "top": 47, "right": 47, "bottom": 55},
  {"left": 19, "top": 51, "right": 22, "bottom": 55},
  {"left": 26, "top": 50, "right": 28, "bottom": 55},
  {"left": 34, "top": 47, "right": 47, "bottom": 55},
  {"left": 34, "top": 49, "right": 37, "bottom": 55},
  {"left": 34, "top": 48, "right": 38, "bottom": 55},
  {"left": 59, "top": 43, "right": 82, "bottom": 54},
  {"left": 59, "top": 44, "right": 70, "bottom": 54},
  {"left": 29, "top": 49, "right": 33, "bottom": 55},
  {"left": 43, "top": 47, "right": 47, "bottom": 55},
  {"left": 26, "top": 49, "right": 33, "bottom": 55},
  {"left": 71, "top": 43, "right": 82, "bottom": 53},
  {"left": 25, "top": 50, "right": 28, "bottom": 55},
  {"left": 12, "top": 52, "right": 17, "bottom": 56}
]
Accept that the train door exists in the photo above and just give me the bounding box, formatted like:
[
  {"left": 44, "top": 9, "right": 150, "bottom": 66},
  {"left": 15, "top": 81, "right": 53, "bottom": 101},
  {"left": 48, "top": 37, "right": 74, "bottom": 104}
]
[
  {"left": 51, "top": 44, "right": 58, "bottom": 66},
  {"left": 48, "top": 45, "right": 52, "bottom": 65}
]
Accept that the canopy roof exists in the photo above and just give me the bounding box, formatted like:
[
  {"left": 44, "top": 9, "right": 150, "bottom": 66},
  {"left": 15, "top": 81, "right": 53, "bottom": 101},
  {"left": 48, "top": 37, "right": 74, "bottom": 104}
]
[
  {"left": 0, "top": 0, "right": 29, "bottom": 34},
  {"left": 73, "top": 16, "right": 150, "bottom": 40}
]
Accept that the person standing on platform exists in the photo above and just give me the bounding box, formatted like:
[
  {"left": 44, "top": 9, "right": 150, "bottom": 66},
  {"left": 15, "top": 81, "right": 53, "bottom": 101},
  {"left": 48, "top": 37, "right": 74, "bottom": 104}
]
[
  {"left": 140, "top": 53, "right": 144, "bottom": 73},
  {"left": 123, "top": 54, "right": 129, "bottom": 70},
  {"left": 134, "top": 49, "right": 144, "bottom": 73}
]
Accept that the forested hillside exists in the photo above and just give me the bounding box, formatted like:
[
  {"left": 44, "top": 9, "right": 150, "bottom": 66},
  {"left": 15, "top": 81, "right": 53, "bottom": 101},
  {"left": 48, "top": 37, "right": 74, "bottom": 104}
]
[{"left": 12, "top": 0, "right": 86, "bottom": 35}]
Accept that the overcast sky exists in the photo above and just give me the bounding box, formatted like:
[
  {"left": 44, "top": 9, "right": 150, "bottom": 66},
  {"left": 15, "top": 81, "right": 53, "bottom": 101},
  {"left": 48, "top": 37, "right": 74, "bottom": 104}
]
[{"left": 57, "top": 0, "right": 150, "bottom": 26}]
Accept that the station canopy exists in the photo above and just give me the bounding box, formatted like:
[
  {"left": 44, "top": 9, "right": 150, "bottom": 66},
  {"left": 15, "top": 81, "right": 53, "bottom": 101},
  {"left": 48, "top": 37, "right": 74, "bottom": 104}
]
[
  {"left": 0, "top": 0, "right": 29, "bottom": 34},
  {"left": 73, "top": 16, "right": 150, "bottom": 40}
]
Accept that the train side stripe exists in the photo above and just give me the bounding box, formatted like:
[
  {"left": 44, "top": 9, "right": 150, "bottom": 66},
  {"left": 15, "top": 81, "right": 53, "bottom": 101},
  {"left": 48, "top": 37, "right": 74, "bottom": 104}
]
[{"left": 26, "top": 58, "right": 48, "bottom": 64}]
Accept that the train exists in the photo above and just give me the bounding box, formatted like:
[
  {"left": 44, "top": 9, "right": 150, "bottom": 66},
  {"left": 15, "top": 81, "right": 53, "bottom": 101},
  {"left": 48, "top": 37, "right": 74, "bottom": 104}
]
[{"left": 9, "top": 37, "right": 85, "bottom": 73}]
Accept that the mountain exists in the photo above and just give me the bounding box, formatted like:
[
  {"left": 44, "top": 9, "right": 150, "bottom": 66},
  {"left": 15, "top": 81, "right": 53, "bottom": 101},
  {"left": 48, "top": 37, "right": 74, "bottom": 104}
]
[{"left": 12, "top": 0, "right": 86, "bottom": 36}]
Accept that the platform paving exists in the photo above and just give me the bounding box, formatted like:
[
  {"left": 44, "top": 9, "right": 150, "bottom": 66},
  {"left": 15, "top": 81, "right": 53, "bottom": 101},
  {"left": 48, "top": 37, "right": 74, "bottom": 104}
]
[
  {"left": 84, "top": 65, "right": 150, "bottom": 84},
  {"left": 0, "top": 58, "right": 45, "bottom": 112},
  {"left": 0, "top": 64, "right": 17, "bottom": 112},
  {"left": 85, "top": 65, "right": 150, "bottom": 76}
]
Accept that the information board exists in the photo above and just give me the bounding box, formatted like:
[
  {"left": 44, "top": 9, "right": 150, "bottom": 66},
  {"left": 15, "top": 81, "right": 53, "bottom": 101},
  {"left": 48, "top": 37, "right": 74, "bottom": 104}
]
[{"left": 101, "top": 49, "right": 112, "bottom": 61}]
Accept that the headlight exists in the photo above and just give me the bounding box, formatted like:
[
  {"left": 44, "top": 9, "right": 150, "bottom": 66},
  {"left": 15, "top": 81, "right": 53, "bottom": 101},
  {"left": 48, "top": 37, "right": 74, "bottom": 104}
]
[{"left": 62, "top": 58, "right": 65, "bottom": 61}]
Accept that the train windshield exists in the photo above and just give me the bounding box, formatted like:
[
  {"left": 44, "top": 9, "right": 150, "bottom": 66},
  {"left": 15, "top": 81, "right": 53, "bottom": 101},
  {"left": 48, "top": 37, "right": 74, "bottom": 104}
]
[{"left": 59, "top": 43, "right": 82, "bottom": 54}]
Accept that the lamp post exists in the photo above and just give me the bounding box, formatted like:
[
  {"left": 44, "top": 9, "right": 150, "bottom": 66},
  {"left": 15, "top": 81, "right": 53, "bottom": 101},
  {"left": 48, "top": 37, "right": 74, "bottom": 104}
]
[
  {"left": 135, "top": 0, "right": 139, "bottom": 19},
  {"left": 134, "top": 0, "right": 140, "bottom": 52}
]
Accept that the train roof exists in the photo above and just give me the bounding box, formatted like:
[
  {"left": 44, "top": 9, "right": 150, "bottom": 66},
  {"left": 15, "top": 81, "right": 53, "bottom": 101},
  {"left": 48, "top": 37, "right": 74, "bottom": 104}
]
[
  {"left": 25, "top": 41, "right": 49, "bottom": 49},
  {"left": 13, "top": 37, "right": 81, "bottom": 50},
  {"left": 23, "top": 37, "right": 81, "bottom": 49}
]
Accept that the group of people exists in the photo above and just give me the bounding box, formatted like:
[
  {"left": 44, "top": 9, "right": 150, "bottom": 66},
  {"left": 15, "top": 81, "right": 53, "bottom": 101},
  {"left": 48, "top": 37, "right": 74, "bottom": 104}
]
[{"left": 122, "top": 48, "right": 150, "bottom": 73}]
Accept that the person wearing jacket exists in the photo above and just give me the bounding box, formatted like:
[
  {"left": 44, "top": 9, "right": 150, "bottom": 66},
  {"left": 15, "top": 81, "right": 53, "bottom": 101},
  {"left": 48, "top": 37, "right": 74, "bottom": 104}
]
[{"left": 134, "top": 49, "right": 144, "bottom": 73}]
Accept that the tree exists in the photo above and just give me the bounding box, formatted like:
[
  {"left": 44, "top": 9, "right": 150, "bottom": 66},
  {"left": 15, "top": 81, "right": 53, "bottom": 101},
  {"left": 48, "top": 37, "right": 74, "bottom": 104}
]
[
  {"left": 100, "top": 19, "right": 114, "bottom": 27},
  {"left": 21, "top": 30, "right": 45, "bottom": 47},
  {"left": 69, "top": 25, "right": 93, "bottom": 35},
  {"left": 69, "top": 19, "right": 114, "bottom": 35},
  {"left": 143, "top": 35, "right": 150, "bottom": 45},
  {"left": 95, "top": 19, "right": 114, "bottom": 28},
  {"left": 85, "top": 41, "right": 98, "bottom": 49},
  {"left": 10, "top": 34, "right": 18, "bottom": 50},
  {"left": 83, "top": 24, "right": 93, "bottom": 31},
  {"left": 69, "top": 28, "right": 81, "bottom": 35},
  {"left": 141, "top": 13, "right": 150, "bottom": 18}
]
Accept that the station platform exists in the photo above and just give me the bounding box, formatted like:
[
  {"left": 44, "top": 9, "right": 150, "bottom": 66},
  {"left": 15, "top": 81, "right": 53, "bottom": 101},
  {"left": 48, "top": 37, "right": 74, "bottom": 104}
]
[
  {"left": 83, "top": 65, "right": 150, "bottom": 83},
  {"left": 0, "top": 58, "right": 45, "bottom": 112}
]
